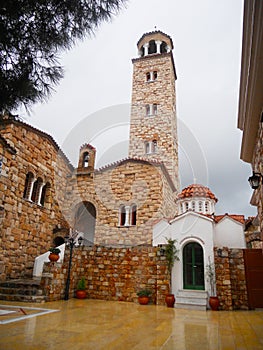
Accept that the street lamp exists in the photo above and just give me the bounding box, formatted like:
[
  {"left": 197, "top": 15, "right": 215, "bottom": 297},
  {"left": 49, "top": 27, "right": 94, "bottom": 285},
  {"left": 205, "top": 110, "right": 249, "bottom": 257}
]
[
  {"left": 64, "top": 234, "right": 83, "bottom": 301},
  {"left": 248, "top": 172, "right": 263, "bottom": 190}
]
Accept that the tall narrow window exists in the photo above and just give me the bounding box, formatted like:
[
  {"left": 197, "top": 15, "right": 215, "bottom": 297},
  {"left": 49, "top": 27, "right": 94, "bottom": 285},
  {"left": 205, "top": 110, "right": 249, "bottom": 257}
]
[
  {"left": 153, "top": 104, "right": 158, "bottom": 115},
  {"left": 198, "top": 201, "right": 203, "bottom": 212},
  {"left": 153, "top": 71, "right": 157, "bottom": 80},
  {"left": 205, "top": 201, "right": 209, "bottom": 213},
  {"left": 146, "top": 72, "right": 151, "bottom": 81},
  {"left": 145, "top": 104, "right": 150, "bottom": 116},
  {"left": 40, "top": 182, "right": 50, "bottom": 206},
  {"left": 152, "top": 140, "right": 157, "bottom": 153},
  {"left": 31, "top": 177, "right": 43, "bottom": 203},
  {"left": 119, "top": 205, "right": 126, "bottom": 226},
  {"left": 23, "top": 172, "right": 34, "bottom": 200},
  {"left": 145, "top": 142, "right": 151, "bottom": 154},
  {"left": 192, "top": 201, "right": 196, "bottom": 211},
  {"left": 130, "top": 205, "right": 137, "bottom": 225}
]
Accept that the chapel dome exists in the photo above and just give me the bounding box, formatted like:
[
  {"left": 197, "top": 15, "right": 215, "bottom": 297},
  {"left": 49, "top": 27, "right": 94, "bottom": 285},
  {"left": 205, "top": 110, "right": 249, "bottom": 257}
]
[
  {"left": 177, "top": 184, "right": 217, "bottom": 215},
  {"left": 178, "top": 184, "right": 218, "bottom": 202}
]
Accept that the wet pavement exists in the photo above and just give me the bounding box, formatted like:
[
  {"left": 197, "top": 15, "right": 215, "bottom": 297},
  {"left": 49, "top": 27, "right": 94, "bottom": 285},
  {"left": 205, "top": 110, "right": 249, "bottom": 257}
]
[{"left": 0, "top": 299, "right": 263, "bottom": 349}]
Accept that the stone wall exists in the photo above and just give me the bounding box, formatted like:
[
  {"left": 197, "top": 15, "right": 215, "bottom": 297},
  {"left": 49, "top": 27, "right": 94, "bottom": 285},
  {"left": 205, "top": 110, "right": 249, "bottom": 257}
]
[
  {"left": 214, "top": 247, "right": 248, "bottom": 310},
  {"left": 65, "top": 159, "right": 177, "bottom": 246},
  {"left": 252, "top": 121, "right": 263, "bottom": 243},
  {"left": 41, "top": 245, "right": 169, "bottom": 305},
  {"left": 0, "top": 120, "right": 72, "bottom": 280}
]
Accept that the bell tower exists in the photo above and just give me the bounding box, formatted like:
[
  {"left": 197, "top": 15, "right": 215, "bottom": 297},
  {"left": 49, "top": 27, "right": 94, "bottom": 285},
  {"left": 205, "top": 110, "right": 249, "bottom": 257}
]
[{"left": 128, "top": 31, "right": 179, "bottom": 189}]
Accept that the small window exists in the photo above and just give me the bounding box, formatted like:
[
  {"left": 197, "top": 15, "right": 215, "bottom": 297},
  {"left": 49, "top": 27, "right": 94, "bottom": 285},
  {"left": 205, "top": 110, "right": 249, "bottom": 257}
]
[
  {"left": 148, "top": 40, "right": 157, "bottom": 54},
  {"left": 153, "top": 71, "right": 157, "bottom": 80},
  {"left": 145, "top": 142, "right": 151, "bottom": 154},
  {"left": 185, "top": 202, "right": 189, "bottom": 211},
  {"left": 153, "top": 104, "right": 158, "bottom": 115},
  {"left": 205, "top": 201, "right": 209, "bottom": 213},
  {"left": 146, "top": 72, "right": 151, "bottom": 81},
  {"left": 152, "top": 140, "right": 157, "bottom": 153},
  {"left": 40, "top": 182, "right": 50, "bottom": 206},
  {"left": 31, "top": 177, "right": 43, "bottom": 203},
  {"left": 192, "top": 201, "right": 196, "bottom": 211},
  {"left": 145, "top": 104, "right": 150, "bottom": 116},
  {"left": 198, "top": 201, "right": 203, "bottom": 212}
]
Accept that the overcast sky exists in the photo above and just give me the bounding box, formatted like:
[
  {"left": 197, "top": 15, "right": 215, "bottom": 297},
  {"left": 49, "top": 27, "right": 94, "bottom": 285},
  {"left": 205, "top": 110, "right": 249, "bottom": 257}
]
[{"left": 18, "top": 0, "right": 256, "bottom": 217}]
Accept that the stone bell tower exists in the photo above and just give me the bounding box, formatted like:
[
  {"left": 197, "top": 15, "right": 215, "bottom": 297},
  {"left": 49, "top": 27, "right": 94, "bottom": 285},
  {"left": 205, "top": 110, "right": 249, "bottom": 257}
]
[{"left": 128, "top": 30, "right": 179, "bottom": 189}]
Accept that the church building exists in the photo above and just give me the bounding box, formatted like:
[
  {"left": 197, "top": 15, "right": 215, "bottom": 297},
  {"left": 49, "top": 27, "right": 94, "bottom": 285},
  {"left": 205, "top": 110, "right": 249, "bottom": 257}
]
[{"left": 0, "top": 30, "right": 253, "bottom": 309}]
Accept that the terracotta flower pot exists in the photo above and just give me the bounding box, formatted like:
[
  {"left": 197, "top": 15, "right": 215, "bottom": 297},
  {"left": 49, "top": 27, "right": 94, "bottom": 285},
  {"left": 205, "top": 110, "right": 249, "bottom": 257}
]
[
  {"left": 209, "top": 296, "right": 220, "bottom": 311},
  {"left": 76, "top": 290, "right": 87, "bottom": 299},
  {"left": 138, "top": 296, "right": 149, "bottom": 305},
  {"left": 165, "top": 294, "right": 175, "bottom": 308},
  {"left": 48, "top": 253, "right": 59, "bottom": 262}
]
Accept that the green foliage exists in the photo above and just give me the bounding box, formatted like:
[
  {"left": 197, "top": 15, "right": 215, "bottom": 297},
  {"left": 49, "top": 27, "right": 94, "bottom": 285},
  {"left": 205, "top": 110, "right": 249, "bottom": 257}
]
[
  {"left": 0, "top": 0, "right": 127, "bottom": 113},
  {"left": 164, "top": 238, "right": 179, "bottom": 274},
  {"left": 49, "top": 247, "right": 61, "bottom": 254},
  {"left": 77, "top": 277, "right": 86, "bottom": 290},
  {"left": 137, "top": 289, "right": 151, "bottom": 297}
]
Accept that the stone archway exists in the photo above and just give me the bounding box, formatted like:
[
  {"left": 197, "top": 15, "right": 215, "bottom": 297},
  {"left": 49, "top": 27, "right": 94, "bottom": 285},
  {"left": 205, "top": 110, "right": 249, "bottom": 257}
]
[{"left": 74, "top": 201, "right": 96, "bottom": 245}]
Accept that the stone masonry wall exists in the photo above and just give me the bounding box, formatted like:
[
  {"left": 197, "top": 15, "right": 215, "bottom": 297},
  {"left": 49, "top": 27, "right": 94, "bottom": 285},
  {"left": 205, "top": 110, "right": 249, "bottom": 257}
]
[
  {"left": 214, "top": 247, "right": 248, "bottom": 310},
  {"left": 64, "top": 159, "right": 177, "bottom": 246},
  {"left": 252, "top": 121, "right": 263, "bottom": 243},
  {"left": 41, "top": 245, "right": 169, "bottom": 305},
  {"left": 0, "top": 121, "right": 72, "bottom": 280}
]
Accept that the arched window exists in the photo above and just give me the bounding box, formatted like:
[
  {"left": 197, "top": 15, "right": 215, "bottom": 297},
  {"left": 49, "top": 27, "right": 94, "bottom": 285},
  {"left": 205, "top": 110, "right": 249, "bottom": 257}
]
[
  {"left": 152, "top": 140, "right": 157, "bottom": 153},
  {"left": 145, "top": 104, "right": 151, "bottom": 116},
  {"left": 198, "top": 201, "right": 203, "bottom": 212},
  {"left": 31, "top": 177, "right": 43, "bottom": 203},
  {"left": 130, "top": 204, "right": 137, "bottom": 225},
  {"left": 146, "top": 72, "right": 151, "bottom": 81},
  {"left": 119, "top": 205, "right": 126, "bottom": 226},
  {"left": 205, "top": 201, "right": 209, "bottom": 213},
  {"left": 23, "top": 172, "right": 34, "bottom": 200},
  {"left": 185, "top": 202, "right": 189, "bottom": 211},
  {"left": 153, "top": 104, "right": 158, "bottom": 115},
  {"left": 148, "top": 40, "right": 157, "bottom": 54},
  {"left": 83, "top": 152, "right": 89, "bottom": 167},
  {"left": 180, "top": 203, "right": 183, "bottom": 213},
  {"left": 160, "top": 41, "right": 167, "bottom": 53},
  {"left": 40, "top": 182, "right": 50, "bottom": 206},
  {"left": 192, "top": 201, "right": 196, "bottom": 211},
  {"left": 153, "top": 71, "right": 158, "bottom": 80}
]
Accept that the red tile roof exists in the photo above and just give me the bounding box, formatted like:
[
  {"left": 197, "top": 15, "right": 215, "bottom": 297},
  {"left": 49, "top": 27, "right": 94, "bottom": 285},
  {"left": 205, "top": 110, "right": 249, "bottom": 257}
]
[
  {"left": 178, "top": 184, "right": 218, "bottom": 202},
  {"left": 214, "top": 214, "right": 245, "bottom": 224}
]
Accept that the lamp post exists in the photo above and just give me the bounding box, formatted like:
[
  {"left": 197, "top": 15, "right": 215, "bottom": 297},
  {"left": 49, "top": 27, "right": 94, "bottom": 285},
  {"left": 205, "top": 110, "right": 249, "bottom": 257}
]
[{"left": 64, "top": 234, "right": 83, "bottom": 301}]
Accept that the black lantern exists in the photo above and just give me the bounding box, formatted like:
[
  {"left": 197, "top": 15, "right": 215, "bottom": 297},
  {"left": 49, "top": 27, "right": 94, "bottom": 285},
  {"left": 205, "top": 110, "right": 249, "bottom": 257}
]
[{"left": 248, "top": 172, "right": 262, "bottom": 190}]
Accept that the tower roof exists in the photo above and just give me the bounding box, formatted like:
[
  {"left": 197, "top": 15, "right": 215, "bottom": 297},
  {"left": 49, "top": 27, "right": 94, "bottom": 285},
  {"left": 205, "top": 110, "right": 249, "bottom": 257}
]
[
  {"left": 137, "top": 30, "right": 174, "bottom": 50},
  {"left": 178, "top": 184, "right": 218, "bottom": 202}
]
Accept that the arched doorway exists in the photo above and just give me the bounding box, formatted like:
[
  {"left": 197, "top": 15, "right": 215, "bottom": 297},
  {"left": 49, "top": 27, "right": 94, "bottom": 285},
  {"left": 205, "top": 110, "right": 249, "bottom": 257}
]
[
  {"left": 74, "top": 201, "right": 96, "bottom": 245},
  {"left": 183, "top": 242, "right": 204, "bottom": 290}
]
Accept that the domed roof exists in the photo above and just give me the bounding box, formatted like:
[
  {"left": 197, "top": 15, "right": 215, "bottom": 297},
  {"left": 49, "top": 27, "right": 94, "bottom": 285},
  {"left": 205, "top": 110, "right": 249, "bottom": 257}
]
[{"left": 178, "top": 184, "right": 218, "bottom": 202}]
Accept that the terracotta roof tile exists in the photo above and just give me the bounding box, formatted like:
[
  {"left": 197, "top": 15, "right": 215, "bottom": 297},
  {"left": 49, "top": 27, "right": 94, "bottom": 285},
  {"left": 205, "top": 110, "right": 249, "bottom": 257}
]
[{"left": 178, "top": 184, "right": 218, "bottom": 202}]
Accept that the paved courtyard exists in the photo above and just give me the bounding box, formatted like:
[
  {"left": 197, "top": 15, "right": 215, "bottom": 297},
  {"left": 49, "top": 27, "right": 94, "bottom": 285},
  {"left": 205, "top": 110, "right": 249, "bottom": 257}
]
[{"left": 0, "top": 299, "right": 263, "bottom": 349}]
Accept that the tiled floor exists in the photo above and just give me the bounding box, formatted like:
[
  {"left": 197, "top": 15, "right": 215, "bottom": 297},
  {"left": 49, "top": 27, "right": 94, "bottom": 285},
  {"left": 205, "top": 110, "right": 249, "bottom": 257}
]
[{"left": 0, "top": 299, "right": 263, "bottom": 349}]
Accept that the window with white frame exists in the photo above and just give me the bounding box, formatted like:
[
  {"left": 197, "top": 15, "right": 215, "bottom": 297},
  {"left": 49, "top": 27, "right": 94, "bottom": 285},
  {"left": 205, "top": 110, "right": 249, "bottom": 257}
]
[
  {"left": 23, "top": 172, "right": 49, "bottom": 206},
  {"left": 145, "top": 140, "right": 158, "bottom": 154},
  {"left": 145, "top": 104, "right": 158, "bottom": 116},
  {"left": 119, "top": 204, "right": 137, "bottom": 227},
  {"left": 146, "top": 71, "right": 158, "bottom": 82}
]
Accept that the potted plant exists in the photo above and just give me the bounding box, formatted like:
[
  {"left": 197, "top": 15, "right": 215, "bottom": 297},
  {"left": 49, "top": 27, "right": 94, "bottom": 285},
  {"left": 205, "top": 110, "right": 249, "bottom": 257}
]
[
  {"left": 48, "top": 247, "right": 61, "bottom": 262},
  {"left": 164, "top": 238, "right": 179, "bottom": 307},
  {"left": 76, "top": 277, "right": 87, "bottom": 299},
  {"left": 137, "top": 289, "right": 151, "bottom": 305},
  {"left": 206, "top": 257, "right": 219, "bottom": 310}
]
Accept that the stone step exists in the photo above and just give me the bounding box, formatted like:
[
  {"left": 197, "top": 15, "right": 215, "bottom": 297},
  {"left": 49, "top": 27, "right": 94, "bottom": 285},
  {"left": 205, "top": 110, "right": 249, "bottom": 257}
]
[
  {"left": 0, "top": 278, "right": 46, "bottom": 303},
  {"left": 175, "top": 290, "right": 208, "bottom": 311}
]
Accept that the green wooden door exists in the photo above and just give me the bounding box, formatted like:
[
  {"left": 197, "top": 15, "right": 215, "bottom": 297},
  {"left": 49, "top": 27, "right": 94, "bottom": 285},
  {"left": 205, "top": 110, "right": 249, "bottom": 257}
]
[{"left": 183, "top": 242, "right": 204, "bottom": 290}]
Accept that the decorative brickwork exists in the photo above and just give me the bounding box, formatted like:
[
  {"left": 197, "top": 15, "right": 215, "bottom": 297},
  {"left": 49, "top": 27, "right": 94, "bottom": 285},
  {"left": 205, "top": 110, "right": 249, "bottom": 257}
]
[
  {"left": 41, "top": 246, "right": 169, "bottom": 305},
  {"left": 214, "top": 247, "right": 248, "bottom": 310}
]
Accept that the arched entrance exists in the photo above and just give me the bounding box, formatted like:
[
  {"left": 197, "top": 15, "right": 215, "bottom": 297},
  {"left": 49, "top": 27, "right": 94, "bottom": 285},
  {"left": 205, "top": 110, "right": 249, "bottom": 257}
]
[
  {"left": 183, "top": 242, "right": 204, "bottom": 290},
  {"left": 74, "top": 201, "right": 96, "bottom": 245}
]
